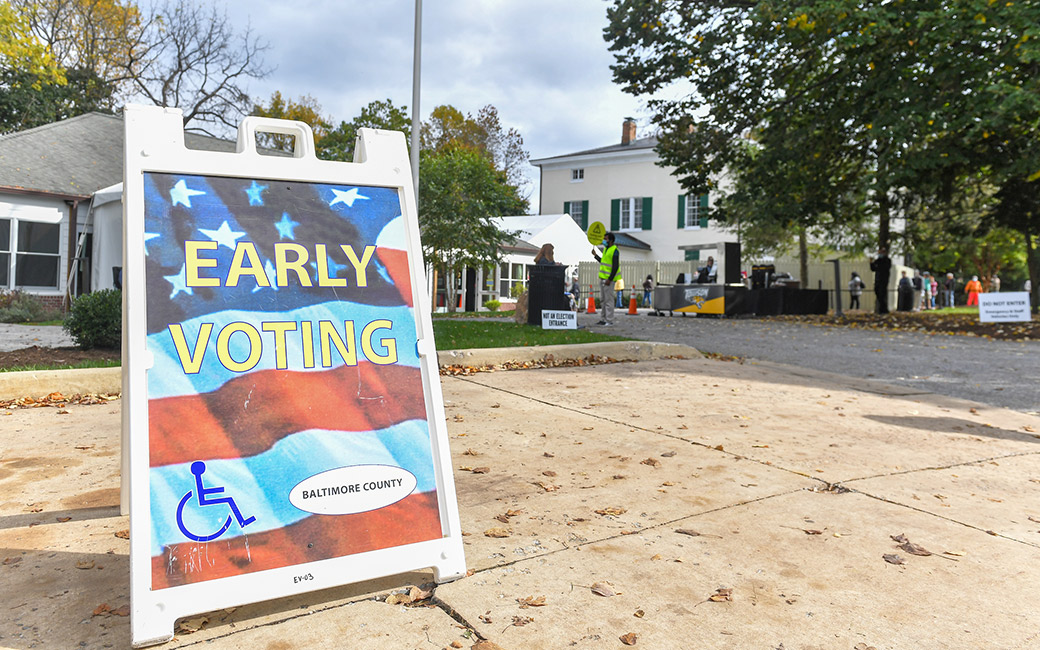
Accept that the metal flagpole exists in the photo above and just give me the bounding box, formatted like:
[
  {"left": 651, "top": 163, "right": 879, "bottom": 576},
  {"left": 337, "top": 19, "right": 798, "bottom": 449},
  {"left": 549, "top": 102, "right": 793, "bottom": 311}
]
[{"left": 410, "top": 0, "right": 422, "bottom": 202}]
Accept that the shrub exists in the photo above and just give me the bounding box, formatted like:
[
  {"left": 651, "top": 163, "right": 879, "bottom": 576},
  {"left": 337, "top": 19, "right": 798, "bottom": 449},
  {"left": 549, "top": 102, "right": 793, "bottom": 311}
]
[
  {"left": 510, "top": 283, "right": 526, "bottom": 299},
  {"left": 483, "top": 299, "right": 501, "bottom": 312},
  {"left": 64, "top": 289, "right": 122, "bottom": 349},
  {"left": 0, "top": 290, "right": 62, "bottom": 323}
]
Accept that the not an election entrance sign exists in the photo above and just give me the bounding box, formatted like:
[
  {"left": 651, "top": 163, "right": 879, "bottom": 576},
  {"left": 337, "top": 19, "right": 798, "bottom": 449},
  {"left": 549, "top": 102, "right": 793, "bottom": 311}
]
[
  {"left": 978, "top": 292, "right": 1031, "bottom": 323},
  {"left": 123, "top": 107, "right": 464, "bottom": 647},
  {"left": 542, "top": 310, "right": 576, "bottom": 329}
]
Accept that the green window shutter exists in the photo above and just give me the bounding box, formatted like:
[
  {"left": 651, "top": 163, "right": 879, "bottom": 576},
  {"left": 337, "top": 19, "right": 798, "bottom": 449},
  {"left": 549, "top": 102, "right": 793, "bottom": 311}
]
[
  {"left": 581, "top": 201, "right": 589, "bottom": 230},
  {"left": 641, "top": 197, "right": 652, "bottom": 230},
  {"left": 684, "top": 249, "right": 700, "bottom": 261},
  {"left": 563, "top": 201, "right": 571, "bottom": 216},
  {"left": 699, "top": 194, "right": 709, "bottom": 228},
  {"left": 677, "top": 194, "right": 686, "bottom": 229},
  {"left": 610, "top": 199, "right": 620, "bottom": 231}
]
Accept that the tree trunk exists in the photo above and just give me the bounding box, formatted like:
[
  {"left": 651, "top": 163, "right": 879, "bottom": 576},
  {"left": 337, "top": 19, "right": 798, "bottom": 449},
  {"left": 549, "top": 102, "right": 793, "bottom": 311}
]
[
  {"left": 877, "top": 189, "right": 891, "bottom": 254},
  {"left": 1025, "top": 228, "right": 1040, "bottom": 314},
  {"left": 430, "top": 265, "right": 439, "bottom": 312},
  {"left": 798, "top": 227, "right": 808, "bottom": 288}
]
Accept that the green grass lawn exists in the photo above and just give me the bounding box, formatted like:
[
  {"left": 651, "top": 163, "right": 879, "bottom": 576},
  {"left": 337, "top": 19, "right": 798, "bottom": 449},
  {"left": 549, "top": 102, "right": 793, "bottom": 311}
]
[
  {"left": 0, "top": 358, "right": 121, "bottom": 373},
  {"left": 432, "top": 320, "right": 628, "bottom": 350},
  {"left": 11, "top": 319, "right": 64, "bottom": 326},
  {"left": 431, "top": 311, "right": 514, "bottom": 319}
]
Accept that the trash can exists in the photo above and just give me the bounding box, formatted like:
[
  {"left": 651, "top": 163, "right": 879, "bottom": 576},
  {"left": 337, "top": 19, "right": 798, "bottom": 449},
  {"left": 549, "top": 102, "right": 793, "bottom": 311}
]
[{"left": 526, "top": 264, "right": 569, "bottom": 325}]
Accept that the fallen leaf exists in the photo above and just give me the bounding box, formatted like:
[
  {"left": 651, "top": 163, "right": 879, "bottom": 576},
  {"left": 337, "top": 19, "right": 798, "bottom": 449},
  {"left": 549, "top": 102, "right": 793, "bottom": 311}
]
[
  {"left": 114, "top": 529, "right": 129, "bottom": 539},
  {"left": 890, "top": 533, "right": 909, "bottom": 544},
  {"left": 661, "top": 451, "right": 677, "bottom": 457},
  {"left": 613, "top": 474, "right": 626, "bottom": 480},
  {"left": 969, "top": 408, "right": 979, "bottom": 415},
  {"left": 803, "top": 529, "right": 823, "bottom": 535},
  {"left": 633, "top": 609, "right": 645, "bottom": 618},
  {"left": 110, "top": 605, "right": 129, "bottom": 617},
  {"left": 484, "top": 527, "right": 511, "bottom": 538},
  {"left": 640, "top": 458, "right": 661, "bottom": 468},
  {"left": 543, "top": 452, "right": 554, "bottom": 458},
  {"left": 451, "top": 641, "right": 463, "bottom": 649},
  {"left": 542, "top": 470, "right": 557, "bottom": 477},
  {"left": 3, "top": 556, "right": 22, "bottom": 566},
  {"left": 506, "top": 509, "right": 524, "bottom": 516},
  {"left": 882, "top": 554, "right": 906, "bottom": 565},
  {"left": 74, "top": 445, "right": 94, "bottom": 450},
  {"left": 650, "top": 554, "right": 662, "bottom": 561},
  {"left": 75, "top": 560, "right": 95, "bottom": 570},
  {"left": 463, "top": 449, "right": 479, "bottom": 456},
  {"left": 751, "top": 444, "right": 769, "bottom": 448},
  {"left": 517, "top": 595, "right": 546, "bottom": 608},
  {"left": 536, "top": 481, "right": 559, "bottom": 492},
  {"left": 620, "top": 632, "right": 638, "bottom": 645},
  {"left": 661, "top": 481, "right": 676, "bottom": 486},
  {"left": 590, "top": 582, "right": 616, "bottom": 597},
  {"left": 494, "top": 514, "right": 510, "bottom": 524},
  {"left": 471, "top": 467, "right": 490, "bottom": 474},
  {"left": 943, "top": 550, "right": 966, "bottom": 557},
  {"left": 899, "top": 541, "right": 932, "bottom": 557},
  {"left": 595, "top": 507, "right": 627, "bottom": 516},
  {"left": 708, "top": 588, "right": 733, "bottom": 602},
  {"left": 1024, "top": 426, "right": 1037, "bottom": 433},
  {"left": 511, "top": 615, "right": 534, "bottom": 627},
  {"left": 453, "top": 414, "right": 465, "bottom": 422},
  {"left": 176, "top": 615, "right": 207, "bottom": 633},
  {"left": 92, "top": 603, "right": 111, "bottom": 616},
  {"left": 479, "top": 611, "right": 493, "bottom": 624},
  {"left": 713, "top": 444, "right": 724, "bottom": 451},
  {"left": 57, "top": 516, "right": 72, "bottom": 523}
]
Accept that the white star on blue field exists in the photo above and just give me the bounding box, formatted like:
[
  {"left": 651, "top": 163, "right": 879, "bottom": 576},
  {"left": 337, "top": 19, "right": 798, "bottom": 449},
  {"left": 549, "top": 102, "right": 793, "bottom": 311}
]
[
  {"left": 245, "top": 181, "right": 268, "bottom": 206},
  {"left": 275, "top": 212, "right": 300, "bottom": 240},
  {"left": 329, "top": 188, "right": 370, "bottom": 208},
  {"left": 251, "top": 260, "right": 280, "bottom": 294},
  {"left": 200, "top": 221, "right": 246, "bottom": 250},
  {"left": 170, "top": 179, "right": 206, "bottom": 208},
  {"left": 164, "top": 264, "right": 194, "bottom": 299}
]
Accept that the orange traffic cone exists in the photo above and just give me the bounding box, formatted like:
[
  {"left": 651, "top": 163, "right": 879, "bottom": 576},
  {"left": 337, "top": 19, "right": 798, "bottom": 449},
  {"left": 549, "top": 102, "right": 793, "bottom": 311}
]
[
  {"left": 586, "top": 284, "right": 596, "bottom": 313},
  {"left": 628, "top": 290, "right": 638, "bottom": 315}
]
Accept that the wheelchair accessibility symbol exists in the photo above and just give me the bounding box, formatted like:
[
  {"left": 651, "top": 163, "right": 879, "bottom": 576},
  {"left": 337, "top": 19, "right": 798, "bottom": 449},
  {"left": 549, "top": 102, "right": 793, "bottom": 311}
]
[{"left": 176, "top": 461, "right": 257, "bottom": 542}]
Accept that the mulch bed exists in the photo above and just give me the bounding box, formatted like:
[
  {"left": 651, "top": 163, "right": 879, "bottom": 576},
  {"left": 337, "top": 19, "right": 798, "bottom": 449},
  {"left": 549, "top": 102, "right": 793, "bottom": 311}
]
[
  {"left": 0, "top": 346, "right": 120, "bottom": 370},
  {"left": 765, "top": 312, "right": 1038, "bottom": 341}
]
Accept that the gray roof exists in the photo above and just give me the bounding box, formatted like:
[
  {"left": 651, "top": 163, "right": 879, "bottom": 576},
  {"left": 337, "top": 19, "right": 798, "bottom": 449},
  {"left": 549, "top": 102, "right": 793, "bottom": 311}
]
[
  {"left": 614, "top": 232, "right": 652, "bottom": 251},
  {"left": 0, "top": 112, "right": 241, "bottom": 197},
  {"left": 530, "top": 135, "right": 658, "bottom": 166}
]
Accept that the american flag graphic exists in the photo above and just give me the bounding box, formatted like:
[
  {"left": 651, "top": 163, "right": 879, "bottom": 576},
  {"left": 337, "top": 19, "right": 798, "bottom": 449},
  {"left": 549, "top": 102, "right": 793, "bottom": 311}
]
[{"left": 143, "top": 172, "right": 441, "bottom": 589}]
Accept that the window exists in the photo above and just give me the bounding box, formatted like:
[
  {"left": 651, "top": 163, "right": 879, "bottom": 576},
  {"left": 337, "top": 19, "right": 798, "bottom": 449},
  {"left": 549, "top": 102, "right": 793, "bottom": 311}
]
[
  {"left": 571, "top": 168, "right": 584, "bottom": 182},
  {"left": 564, "top": 200, "right": 587, "bottom": 228},
  {"left": 620, "top": 197, "right": 642, "bottom": 230},
  {"left": 499, "top": 262, "right": 526, "bottom": 298},
  {"left": 678, "top": 194, "right": 709, "bottom": 229},
  {"left": 0, "top": 219, "right": 9, "bottom": 286},
  {"left": 15, "top": 221, "right": 61, "bottom": 288}
]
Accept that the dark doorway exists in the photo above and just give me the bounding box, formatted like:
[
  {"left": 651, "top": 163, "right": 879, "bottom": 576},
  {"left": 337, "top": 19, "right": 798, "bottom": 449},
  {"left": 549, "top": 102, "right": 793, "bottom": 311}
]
[{"left": 465, "top": 268, "right": 477, "bottom": 312}]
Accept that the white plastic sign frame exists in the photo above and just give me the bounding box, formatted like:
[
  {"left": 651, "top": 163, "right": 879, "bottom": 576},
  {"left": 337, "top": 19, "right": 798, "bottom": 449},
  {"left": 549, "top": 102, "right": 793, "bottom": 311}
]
[
  {"left": 541, "top": 310, "right": 577, "bottom": 329},
  {"left": 978, "top": 291, "right": 1031, "bottom": 323},
  {"left": 123, "top": 105, "right": 465, "bottom": 647}
]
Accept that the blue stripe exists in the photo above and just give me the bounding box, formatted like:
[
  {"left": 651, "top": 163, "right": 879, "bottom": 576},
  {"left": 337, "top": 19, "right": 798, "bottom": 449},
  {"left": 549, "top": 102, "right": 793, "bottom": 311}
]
[
  {"left": 146, "top": 300, "right": 420, "bottom": 400},
  {"left": 149, "top": 420, "right": 436, "bottom": 556}
]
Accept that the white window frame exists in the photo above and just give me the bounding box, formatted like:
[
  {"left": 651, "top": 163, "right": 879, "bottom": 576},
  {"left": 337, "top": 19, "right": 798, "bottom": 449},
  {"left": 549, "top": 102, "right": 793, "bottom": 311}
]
[
  {"left": 498, "top": 260, "right": 527, "bottom": 299},
  {"left": 568, "top": 200, "right": 583, "bottom": 226},
  {"left": 685, "top": 194, "right": 702, "bottom": 229},
  {"left": 619, "top": 197, "right": 642, "bottom": 231},
  {"left": 570, "top": 168, "right": 584, "bottom": 182},
  {"left": 0, "top": 216, "right": 63, "bottom": 292}
]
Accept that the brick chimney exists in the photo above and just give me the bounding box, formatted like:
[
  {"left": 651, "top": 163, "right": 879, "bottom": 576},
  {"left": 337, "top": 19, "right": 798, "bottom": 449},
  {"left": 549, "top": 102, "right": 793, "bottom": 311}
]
[{"left": 621, "top": 117, "right": 636, "bottom": 145}]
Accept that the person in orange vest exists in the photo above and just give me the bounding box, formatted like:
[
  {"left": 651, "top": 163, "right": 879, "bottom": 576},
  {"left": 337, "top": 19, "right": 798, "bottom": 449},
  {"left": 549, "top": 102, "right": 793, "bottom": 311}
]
[{"left": 965, "top": 275, "right": 982, "bottom": 306}]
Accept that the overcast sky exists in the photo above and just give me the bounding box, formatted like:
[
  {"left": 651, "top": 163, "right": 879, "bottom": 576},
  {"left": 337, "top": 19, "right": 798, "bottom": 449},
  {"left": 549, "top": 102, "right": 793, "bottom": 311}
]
[{"left": 214, "top": 0, "right": 661, "bottom": 212}]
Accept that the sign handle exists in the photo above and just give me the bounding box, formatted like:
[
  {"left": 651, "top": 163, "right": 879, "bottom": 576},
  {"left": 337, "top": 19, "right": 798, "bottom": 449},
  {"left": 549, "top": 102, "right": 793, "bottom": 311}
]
[{"left": 235, "top": 117, "right": 316, "bottom": 159}]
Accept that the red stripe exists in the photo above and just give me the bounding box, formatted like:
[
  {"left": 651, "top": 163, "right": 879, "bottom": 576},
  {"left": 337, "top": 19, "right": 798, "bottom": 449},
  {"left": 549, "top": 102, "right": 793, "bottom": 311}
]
[
  {"left": 149, "top": 363, "right": 426, "bottom": 467},
  {"left": 151, "top": 491, "right": 442, "bottom": 589},
  {"left": 377, "top": 248, "right": 413, "bottom": 307}
]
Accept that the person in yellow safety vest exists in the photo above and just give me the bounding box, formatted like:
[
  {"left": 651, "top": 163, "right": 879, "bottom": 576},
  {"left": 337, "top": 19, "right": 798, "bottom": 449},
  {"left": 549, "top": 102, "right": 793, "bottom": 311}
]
[{"left": 592, "top": 232, "right": 619, "bottom": 326}]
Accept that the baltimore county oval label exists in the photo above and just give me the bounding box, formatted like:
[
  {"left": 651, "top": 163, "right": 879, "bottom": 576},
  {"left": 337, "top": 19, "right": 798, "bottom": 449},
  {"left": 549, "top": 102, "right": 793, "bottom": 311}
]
[{"left": 289, "top": 465, "right": 417, "bottom": 515}]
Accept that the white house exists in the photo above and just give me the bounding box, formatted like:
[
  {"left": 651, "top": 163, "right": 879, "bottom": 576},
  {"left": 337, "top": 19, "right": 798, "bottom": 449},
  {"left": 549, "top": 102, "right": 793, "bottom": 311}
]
[{"left": 530, "top": 118, "right": 738, "bottom": 264}]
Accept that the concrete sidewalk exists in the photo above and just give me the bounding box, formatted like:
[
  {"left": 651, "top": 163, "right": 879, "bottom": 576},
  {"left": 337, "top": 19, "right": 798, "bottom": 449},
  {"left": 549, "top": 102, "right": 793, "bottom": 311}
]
[{"left": 2, "top": 354, "right": 1039, "bottom": 649}]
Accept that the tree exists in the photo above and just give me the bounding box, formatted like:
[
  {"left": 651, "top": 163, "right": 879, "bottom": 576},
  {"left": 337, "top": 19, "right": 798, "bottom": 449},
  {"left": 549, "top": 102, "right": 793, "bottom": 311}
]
[
  {"left": 417, "top": 147, "right": 528, "bottom": 312},
  {"left": 422, "top": 104, "right": 530, "bottom": 190},
  {"left": 0, "top": 66, "right": 113, "bottom": 133},
  {"left": 251, "top": 91, "right": 332, "bottom": 152},
  {"left": 125, "top": 0, "right": 272, "bottom": 134},
  {"left": 319, "top": 98, "right": 411, "bottom": 162},
  {"left": 0, "top": 2, "right": 65, "bottom": 86},
  {"left": 604, "top": 0, "right": 1040, "bottom": 257}
]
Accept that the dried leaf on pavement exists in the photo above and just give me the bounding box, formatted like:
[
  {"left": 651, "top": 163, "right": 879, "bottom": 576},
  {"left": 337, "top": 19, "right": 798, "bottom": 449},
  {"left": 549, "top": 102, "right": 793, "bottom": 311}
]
[
  {"left": 899, "top": 541, "right": 932, "bottom": 557},
  {"left": 803, "top": 529, "right": 823, "bottom": 535},
  {"left": 92, "top": 603, "right": 111, "bottom": 616},
  {"left": 708, "top": 588, "right": 733, "bottom": 602},
  {"left": 75, "top": 560, "right": 95, "bottom": 570},
  {"left": 471, "top": 467, "right": 490, "bottom": 474},
  {"left": 110, "top": 605, "right": 129, "bottom": 617},
  {"left": 511, "top": 615, "right": 534, "bottom": 627},
  {"left": 517, "top": 595, "right": 546, "bottom": 608},
  {"left": 661, "top": 451, "right": 677, "bottom": 457},
  {"left": 882, "top": 554, "right": 906, "bottom": 565},
  {"left": 176, "top": 615, "right": 208, "bottom": 633},
  {"left": 484, "top": 527, "right": 511, "bottom": 538},
  {"left": 620, "top": 632, "right": 638, "bottom": 645},
  {"left": 115, "top": 529, "right": 129, "bottom": 539},
  {"left": 590, "top": 581, "right": 617, "bottom": 597},
  {"left": 595, "top": 506, "right": 627, "bottom": 517},
  {"left": 479, "top": 611, "right": 493, "bottom": 624},
  {"left": 471, "top": 641, "right": 507, "bottom": 650},
  {"left": 640, "top": 458, "right": 661, "bottom": 468},
  {"left": 675, "top": 529, "right": 721, "bottom": 538},
  {"left": 633, "top": 609, "right": 645, "bottom": 618},
  {"left": 536, "top": 481, "right": 559, "bottom": 492}
]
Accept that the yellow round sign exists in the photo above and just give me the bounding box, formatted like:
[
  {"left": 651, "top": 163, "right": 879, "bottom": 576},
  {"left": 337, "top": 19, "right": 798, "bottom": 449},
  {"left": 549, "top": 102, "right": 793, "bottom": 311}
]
[{"left": 586, "top": 221, "right": 607, "bottom": 246}]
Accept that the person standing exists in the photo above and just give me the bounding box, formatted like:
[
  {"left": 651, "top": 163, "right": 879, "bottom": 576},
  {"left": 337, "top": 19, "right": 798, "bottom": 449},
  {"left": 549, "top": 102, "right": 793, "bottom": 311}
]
[
  {"left": 965, "top": 275, "right": 982, "bottom": 306},
  {"left": 848, "top": 272, "right": 865, "bottom": 310},
  {"left": 943, "top": 272, "right": 956, "bottom": 308},
  {"left": 614, "top": 275, "right": 625, "bottom": 307},
  {"left": 897, "top": 271, "right": 914, "bottom": 312},
  {"left": 921, "top": 272, "right": 932, "bottom": 310},
  {"left": 642, "top": 275, "right": 654, "bottom": 307},
  {"left": 991, "top": 273, "right": 1001, "bottom": 292},
  {"left": 593, "top": 232, "right": 619, "bottom": 326},
  {"left": 870, "top": 247, "right": 892, "bottom": 314}
]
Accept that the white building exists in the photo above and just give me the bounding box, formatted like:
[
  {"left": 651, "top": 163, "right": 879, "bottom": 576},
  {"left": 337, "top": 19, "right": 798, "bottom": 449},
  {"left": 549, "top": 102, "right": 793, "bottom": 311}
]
[{"left": 530, "top": 118, "right": 737, "bottom": 263}]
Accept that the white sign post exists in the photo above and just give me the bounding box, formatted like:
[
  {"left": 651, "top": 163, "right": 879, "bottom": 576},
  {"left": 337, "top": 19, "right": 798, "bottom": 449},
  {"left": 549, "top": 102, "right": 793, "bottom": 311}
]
[
  {"left": 123, "top": 106, "right": 465, "bottom": 647},
  {"left": 541, "top": 309, "right": 577, "bottom": 329},
  {"left": 978, "top": 292, "right": 1031, "bottom": 323}
]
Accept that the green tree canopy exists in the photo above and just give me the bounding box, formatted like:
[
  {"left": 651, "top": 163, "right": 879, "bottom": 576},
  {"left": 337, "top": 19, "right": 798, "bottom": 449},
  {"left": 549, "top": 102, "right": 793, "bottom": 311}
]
[
  {"left": 250, "top": 91, "right": 332, "bottom": 152},
  {"left": 319, "top": 98, "right": 411, "bottom": 161}
]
